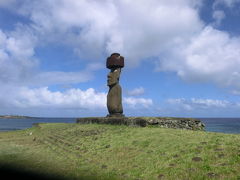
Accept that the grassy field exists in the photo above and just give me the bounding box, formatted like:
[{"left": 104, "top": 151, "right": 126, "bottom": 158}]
[{"left": 0, "top": 123, "right": 240, "bottom": 179}]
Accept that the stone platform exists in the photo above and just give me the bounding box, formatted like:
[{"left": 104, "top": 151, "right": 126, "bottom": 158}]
[{"left": 76, "top": 117, "right": 205, "bottom": 131}]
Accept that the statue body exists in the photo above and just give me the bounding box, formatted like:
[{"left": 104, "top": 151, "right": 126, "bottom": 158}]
[
  {"left": 106, "top": 53, "right": 124, "bottom": 117},
  {"left": 107, "top": 83, "right": 123, "bottom": 115},
  {"left": 107, "top": 68, "right": 123, "bottom": 116}
]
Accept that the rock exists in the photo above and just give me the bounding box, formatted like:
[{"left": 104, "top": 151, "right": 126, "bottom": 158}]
[
  {"left": 188, "top": 168, "right": 197, "bottom": 172},
  {"left": 106, "top": 53, "right": 124, "bottom": 69},
  {"left": 158, "top": 174, "right": 164, "bottom": 179},
  {"left": 101, "top": 165, "right": 107, "bottom": 169},
  {"left": 218, "top": 153, "right": 225, "bottom": 158},
  {"left": 105, "top": 145, "right": 111, "bottom": 148},
  {"left": 169, "top": 163, "right": 176, "bottom": 167},
  {"left": 214, "top": 148, "right": 224, "bottom": 152},
  {"left": 220, "top": 163, "right": 227, "bottom": 166},
  {"left": 207, "top": 172, "right": 218, "bottom": 178},
  {"left": 192, "top": 157, "right": 203, "bottom": 162},
  {"left": 76, "top": 117, "right": 205, "bottom": 131}
]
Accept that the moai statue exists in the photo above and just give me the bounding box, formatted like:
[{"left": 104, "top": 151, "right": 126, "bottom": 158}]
[{"left": 106, "top": 53, "right": 124, "bottom": 117}]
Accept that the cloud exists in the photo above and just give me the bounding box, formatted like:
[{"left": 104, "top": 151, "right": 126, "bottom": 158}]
[
  {"left": 0, "top": 86, "right": 107, "bottom": 109},
  {"left": 230, "top": 90, "right": 240, "bottom": 95},
  {"left": 31, "top": 71, "right": 93, "bottom": 86},
  {"left": 0, "top": 0, "right": 205, "bottom": 81},
  {"left": 162, "top": 97, "right": 240, "bottom": 117},
  {"left": 124, "top": 97, "right": 153, "bottom": 108},
  {"left": 167, "top": 98, "right": 231, "bottom": 110},
  {"left": 127, "top": 87, "right": 145, "bottom": 96},
  {"left": 213, "top": 0, "right": 240, "bottom": 8},
  {"left": 212, "top": 10, "right": 225, "bottom": 26},
  {"left": 0, "top": 85, "right": 153, "bottom": 115},
  {"left": 0, "top": 1, "right": 204, "bottom": 86},
  {"left": 0, "top": 27, "right": 38, "bottom": 84},
  {"left": 4, "top": 0, "right": 203, "bottom": 64},
  {"left": 7, "top": 0, "right": 239, "bottom": 94},
  {"left": 157, "top": 26, "right": 240, "bottom": 91},
  {"left": 0, "top": 0, "right": 17, "bottom": 8},
  {"left": 30, "top": 62, "right": 103, "bottom": 86},
  {"left": 0, "top": 27, "right": 102, "bottom": 86}
]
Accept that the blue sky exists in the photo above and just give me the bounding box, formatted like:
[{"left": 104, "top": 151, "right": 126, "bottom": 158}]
[{"left": 0, "top": 0, "right": 240, "bottom": 117}]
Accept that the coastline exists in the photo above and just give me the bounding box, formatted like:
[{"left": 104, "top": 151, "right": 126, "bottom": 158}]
[
  {"left": 1, "top": 117, "right": 240, "bottom": 134},
  {"left": 0, "top": 115, "right": 36, "bottom": 119}
]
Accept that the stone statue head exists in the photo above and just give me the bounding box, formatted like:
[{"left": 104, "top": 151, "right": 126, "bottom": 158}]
[{"left": 107, "top": 68, "right": 121, "bottom": 86}]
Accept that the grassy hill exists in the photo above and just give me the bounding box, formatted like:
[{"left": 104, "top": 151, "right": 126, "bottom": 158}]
[{"left": 0, "top": 123, "right": 239, "bottom": 179}]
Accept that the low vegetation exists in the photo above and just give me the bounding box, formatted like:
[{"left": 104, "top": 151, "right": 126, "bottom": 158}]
[{"left": 0, "top": 123, "right": 240, "bottom": 179}]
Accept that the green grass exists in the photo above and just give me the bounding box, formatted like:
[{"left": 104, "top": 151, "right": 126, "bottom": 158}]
[{"left": 0, "top": 123, "right": 240, "bottom": 179}]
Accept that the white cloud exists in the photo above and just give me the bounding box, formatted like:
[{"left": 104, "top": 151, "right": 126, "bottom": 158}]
[
  {"left": 0, "top": 27, "right": 38, "bottom": 84},
  {"left": 5, "top": 0, "right": 203, "bottom": 64},
  {"left": 0, "top": 27, "right": 100, "bottom": 86},
  {"left": 124, "top": 97, "right": 153, "bottom": 108},
  {"left": 230, "top": 90, "right": 240, "bottom": 95},
  {"left": 127, "top": 87, "right": 145, "bottom": 96},
  {"left": 161, "top": 97, "right": 240, "bottom": 117},
  {"left": 191, "top": 98, "right": 230, "bottom": 108},
  {"left": 31, "top": 71, "right": 93, "bottom": 86},
  {"left": 167, "top": 98, "right": 231, "bottom": 110},
  {"left": 1, "top": 86, "right": 107, "bottom": 109},
  {"left": 213, "top": 0, "right": 240, "bottom": 8},
  {"left": 212, "top": 10, "right": 225, "bottom": 26},
  {"left": 0, "top": 0, "right": 16, "bottom": 8},
  {"left": 8, "top": 0, "right": 240, "bottom": 94},
  {"left": 157, "top": 26, "right": 240, "bottom": 91},
  {"left": 0, "top": 85, "right": 153, "bottom": 115},
  {"left": 1, "top": 0, "right": 204, "bottom": 79},
  {"left": 0, "top": 1, "right": 204, "bottom": 86},
  {"left": 30, "top": 62, "right": 103, "bottom": 86}
]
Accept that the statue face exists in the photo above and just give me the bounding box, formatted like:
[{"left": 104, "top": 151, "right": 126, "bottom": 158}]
[{"left": 107, "top": 68, "right": 120, "bottom": 86}]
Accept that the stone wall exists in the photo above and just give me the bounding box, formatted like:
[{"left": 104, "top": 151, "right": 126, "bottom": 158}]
[{"left": 76, "top": 117, "right": 205, "bottom": 131}]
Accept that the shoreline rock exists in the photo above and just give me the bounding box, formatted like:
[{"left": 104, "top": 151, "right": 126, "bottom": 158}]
[{"left": 76, "top": 117, "right": 205, "bottom": 131}]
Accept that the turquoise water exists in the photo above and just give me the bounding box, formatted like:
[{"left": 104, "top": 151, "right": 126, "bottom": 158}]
[{"left": 0, "top": 117, "right": 240, "bottom": 134}]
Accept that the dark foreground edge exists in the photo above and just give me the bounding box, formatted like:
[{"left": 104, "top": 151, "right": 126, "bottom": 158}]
[{"left": 0, "top": 163, "right": 96, "bottom": 180}]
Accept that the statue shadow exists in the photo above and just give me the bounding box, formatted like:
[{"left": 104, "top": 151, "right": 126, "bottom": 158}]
[{"left": 0, "top": 163, "right": 96, "bottom": 180}]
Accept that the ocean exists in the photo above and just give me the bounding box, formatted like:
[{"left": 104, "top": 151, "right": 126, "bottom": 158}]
[
  {"left": 199, "top": 118, "right": 240, "bottom": 134},
  {"left": 0, "top": 117, "right": 240, "bottom": 134},
  {"left": 0, "top": 118, "right": 76, "bottom": 132}
]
